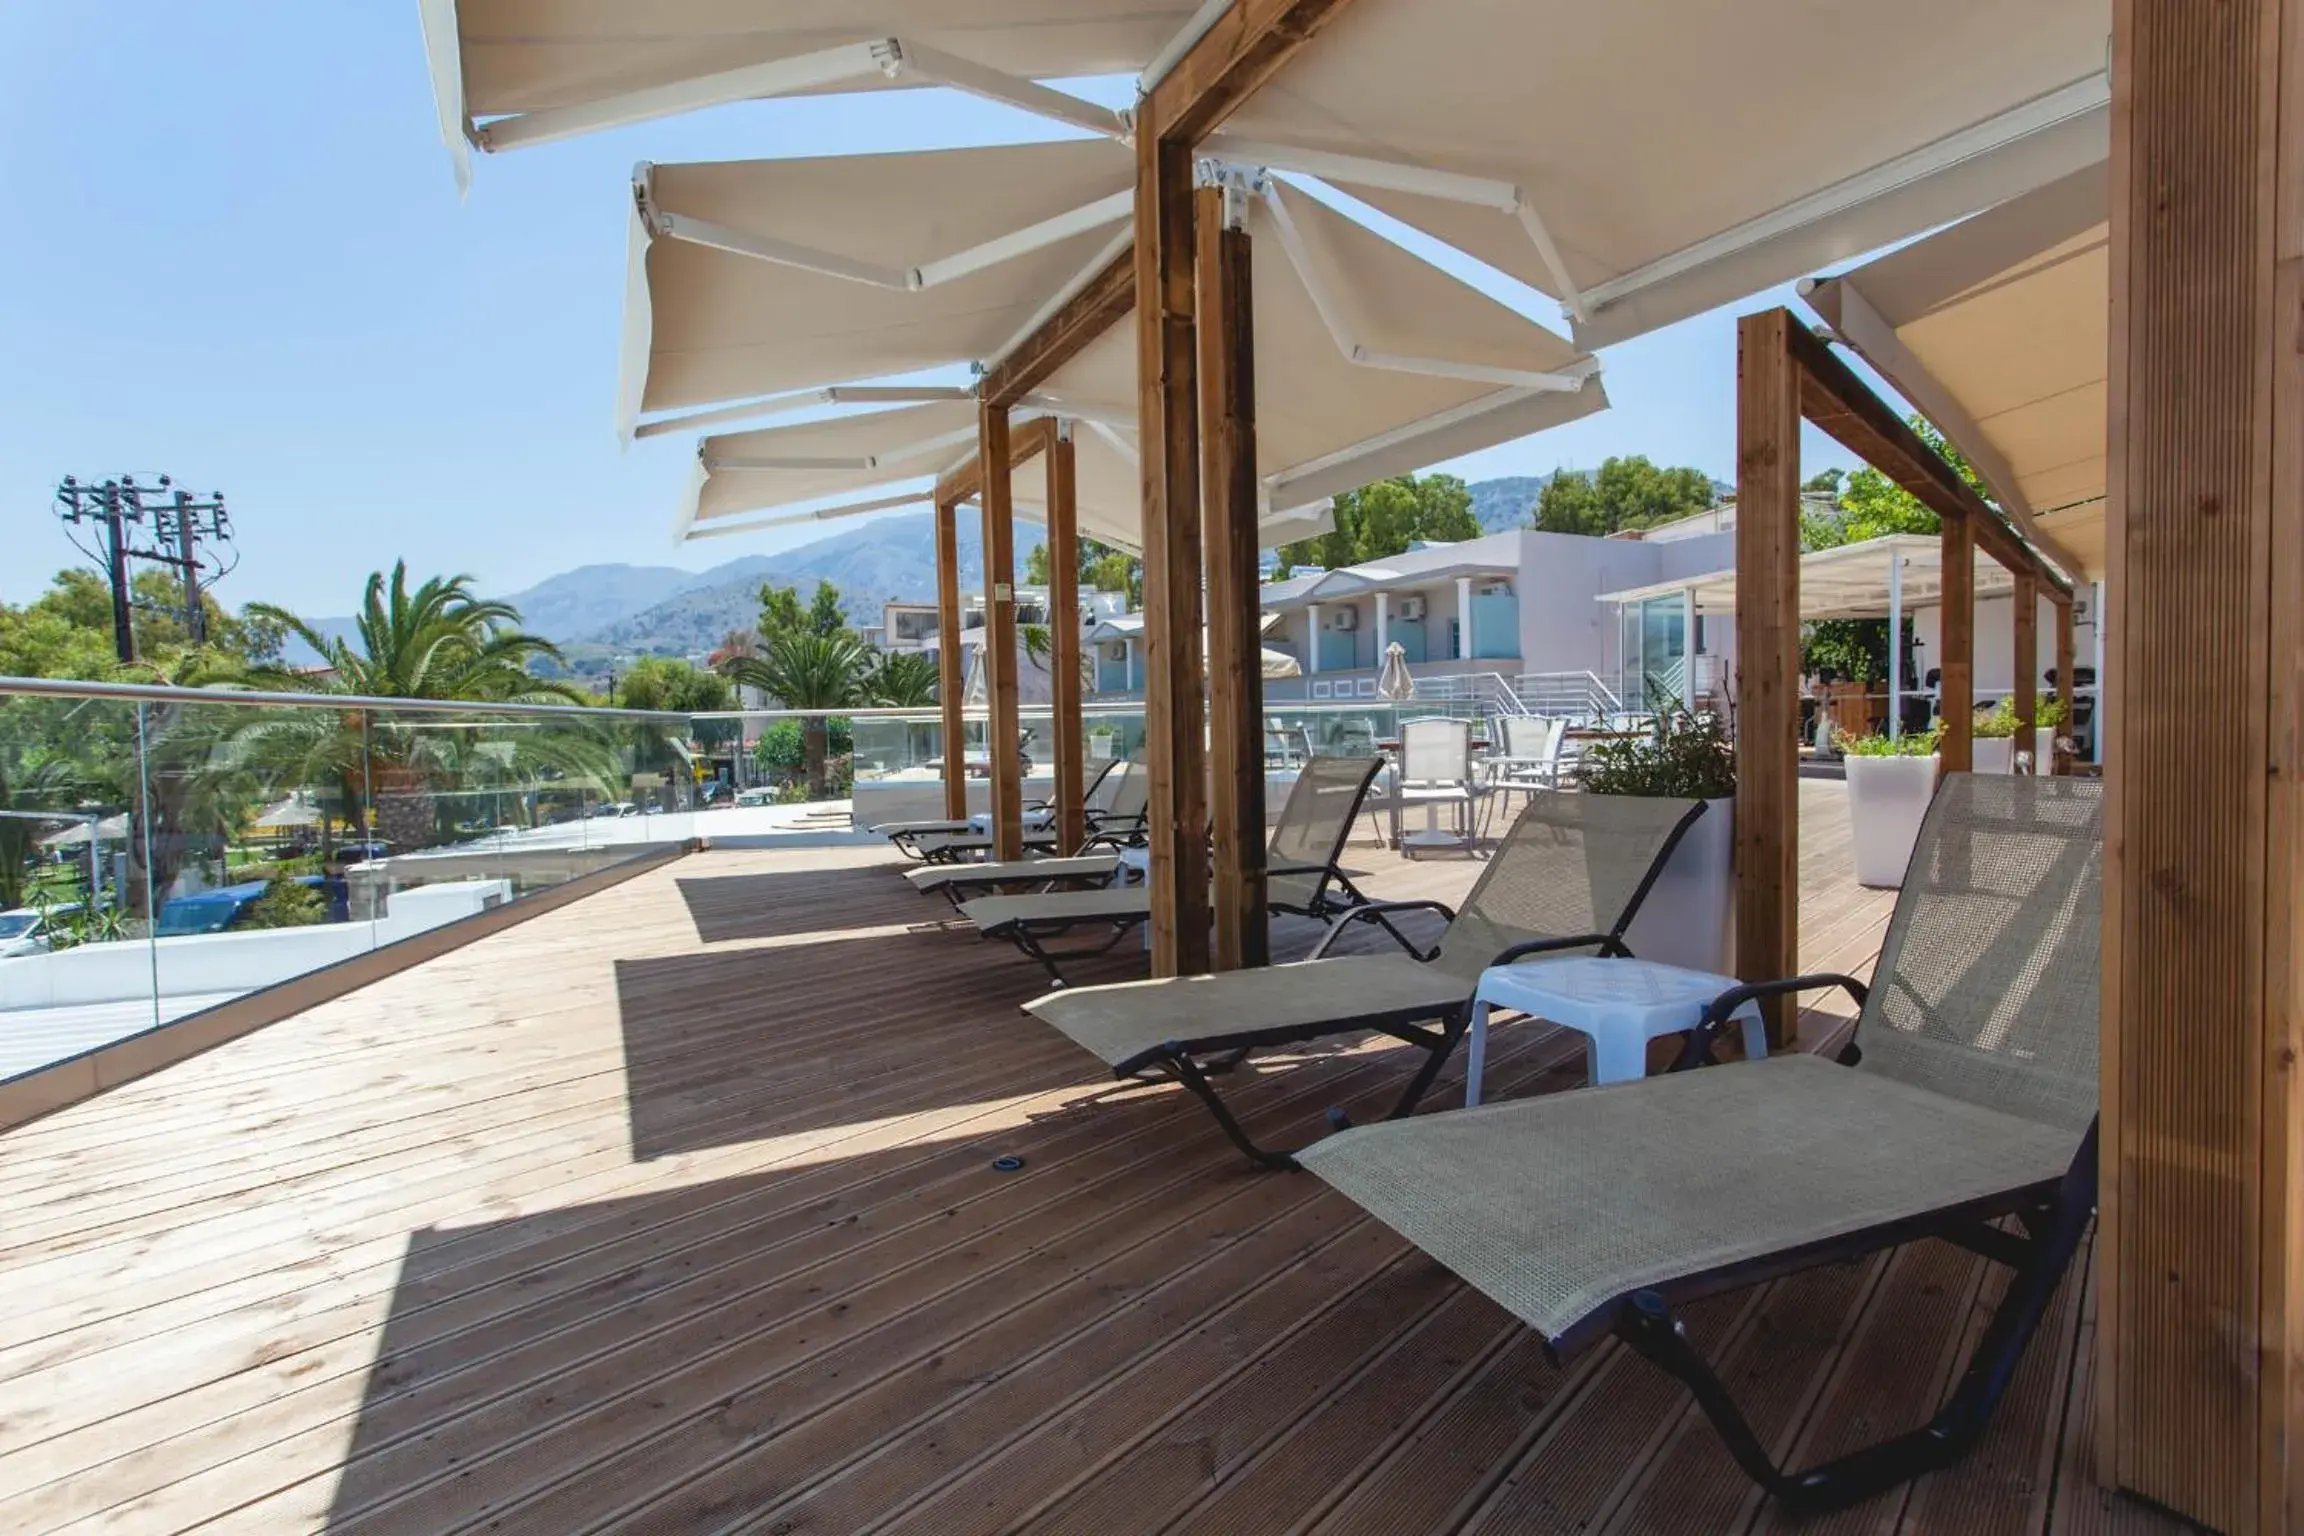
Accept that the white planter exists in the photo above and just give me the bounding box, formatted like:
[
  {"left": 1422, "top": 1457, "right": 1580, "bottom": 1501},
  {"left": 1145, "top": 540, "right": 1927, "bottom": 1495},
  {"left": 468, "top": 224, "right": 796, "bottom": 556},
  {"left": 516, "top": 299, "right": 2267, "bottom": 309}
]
[
  {"left": 1619, "top": 795, "right": 1734, "bottom": 976},
  {"left": 1972, "top": 736, "right": 2015, "bottom": 774},
  {"left": 2033, "top": 727, "right": 2058, "bottom": 773},
  {"left": 1845, "top": 753, "right": 1940, "bottom": 888}
]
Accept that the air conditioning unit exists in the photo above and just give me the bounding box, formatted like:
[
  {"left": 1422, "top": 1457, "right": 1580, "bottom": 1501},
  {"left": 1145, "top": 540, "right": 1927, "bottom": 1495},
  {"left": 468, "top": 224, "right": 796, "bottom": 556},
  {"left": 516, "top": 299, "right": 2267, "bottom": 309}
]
[
  {"left": 1395, "top": 596, "right": 1427, "bottom": 622},
  {"left": 1478, "top": 580, "right": 1513, "bottom": 597},
  {"left": 1330, "top": 606, "right": 1358, "bottom": 631}
]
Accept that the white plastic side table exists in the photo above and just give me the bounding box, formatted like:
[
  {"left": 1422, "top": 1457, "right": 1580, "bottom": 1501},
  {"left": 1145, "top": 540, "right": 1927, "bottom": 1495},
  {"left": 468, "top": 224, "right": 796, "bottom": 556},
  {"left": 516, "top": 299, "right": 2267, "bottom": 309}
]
[{"left": 1464, "top": 956, "right": 1767, "bottom": 1104}]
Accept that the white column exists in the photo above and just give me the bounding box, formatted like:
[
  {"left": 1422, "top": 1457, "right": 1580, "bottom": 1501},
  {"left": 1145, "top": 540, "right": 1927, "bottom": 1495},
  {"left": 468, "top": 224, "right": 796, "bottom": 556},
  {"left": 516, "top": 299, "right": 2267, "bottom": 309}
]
[
  {"left": 1305, "top": 603, "right": 1323, "bottom": 674},
  {"left": 1374, "top": 591, "right": 1390, "bottom": 659},
  {"left": 1679, "top": 585, "right": 1699, "bottom": 714},
  {"left": 1887, "top": 552, "right": 1904, "bottom": 740},
  {"left": 1456, "top": 576, "right": 1475, "bottom": 661},
  {"left": 1124, "top": 637, "right": 1137, "bottom": 693}
]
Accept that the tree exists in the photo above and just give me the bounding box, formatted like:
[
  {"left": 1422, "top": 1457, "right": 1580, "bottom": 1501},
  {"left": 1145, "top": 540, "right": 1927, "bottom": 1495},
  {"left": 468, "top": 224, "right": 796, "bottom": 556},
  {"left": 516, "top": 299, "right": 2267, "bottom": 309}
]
[
  {"left": 866, "top": 651, "right": 940, "bottom": 707},
  {"left": 722, "top": 631, "right": 869, "bottom": 800},
  {"left": 231, "top": 563, "right": 589, "bottom": 853},
  {"left": 1083, "top": 548, "right": 1142, "bottom": 608},
  {"left": 1276, "top": 473, "right": 1482, "bottom": 570},
  {"left": 1531, "top": 456, "right": 1716, "bottom": 536},
  {"left": 1024, "top": 544, "right": 1052, "bottom": 586},
  {"left": 609, "top": 655, "right": 731, "bottom": 715}
]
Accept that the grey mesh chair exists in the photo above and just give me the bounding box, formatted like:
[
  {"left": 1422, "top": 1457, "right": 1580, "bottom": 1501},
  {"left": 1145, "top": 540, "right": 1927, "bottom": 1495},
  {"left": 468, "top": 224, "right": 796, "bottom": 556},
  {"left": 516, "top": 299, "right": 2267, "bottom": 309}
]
[
  {"left": 963, "top": 755, "right": 1385, "bottom": 988},
  {"left": 906, "top": 763, "right": 1151, "bottom": 908},
  {"left": 1027, "top": 789, "right": 1708, "bottom": 1167},
  {"left": 1299, "top": 774, "right": 2101, "bottom": 1511}
]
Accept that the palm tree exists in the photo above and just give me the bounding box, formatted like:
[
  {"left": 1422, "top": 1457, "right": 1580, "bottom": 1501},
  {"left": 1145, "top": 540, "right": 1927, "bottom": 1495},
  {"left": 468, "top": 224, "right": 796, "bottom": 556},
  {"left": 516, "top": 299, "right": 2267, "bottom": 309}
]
[
  {"left": 230, "top": 564, "right": 591, "bottom": 850},
  {"left": 866, "top": 651, "right": 939, "bottom": 708},
  {"left": 723, "top": 631, "right": 869, "bottom": 800}
]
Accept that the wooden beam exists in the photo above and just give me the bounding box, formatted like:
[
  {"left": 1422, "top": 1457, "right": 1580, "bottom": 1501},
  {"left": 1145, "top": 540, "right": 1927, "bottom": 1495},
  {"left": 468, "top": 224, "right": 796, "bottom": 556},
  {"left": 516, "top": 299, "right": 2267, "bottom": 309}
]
[
  {"left": 2101, "top": 0, "right": 2304, "bottom": 1526},
  {"left": 977, "top": 400, "right": 1024, "bottom": 862},
  {"left": 1135, "top": 127, "right": 1211, "bottom": 977},
  {"left": 934, "top": 500, "right": 967, "bottom": 821},
  {"left": 1733, "top": 310, "right": 1801, "bottom": 1049},
  {"left": 2053, "top": 596, "right": 2076, "bottom": 776},
  {"left": 933, "top": 414, "right": 1055, "bottom": 508},
  {"left": 1197, "top": 181, "right": 1267, "bottom": 972},
  {"left": 1144, "top": 0, "right": 1360, "bottom": 147},
  {"left": 2013, "top": 571, "right": 2039, "bottom": 764},
  {"left": 1787, "top": 319, "right": 2070, "bottom": 599},
  {"left": 979, "top": 250, "right": 1136, "bottom": 411},
  {"left": 1937, "top": 512, "right": 1974, "bottom": 773},
  {"left": 1045, "top": 425, "right": 1086, "bottom": 854}
]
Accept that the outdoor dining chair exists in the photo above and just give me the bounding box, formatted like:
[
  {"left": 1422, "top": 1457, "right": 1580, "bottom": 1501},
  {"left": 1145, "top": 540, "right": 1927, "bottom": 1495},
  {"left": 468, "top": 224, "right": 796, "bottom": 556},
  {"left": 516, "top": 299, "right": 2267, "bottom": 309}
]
[
  {"left": 1394, "top": 716, "right": 1483, "bottom": 857},
  {"left": 1298, "top": 773, "right": 2101, "bottom": 1511}
]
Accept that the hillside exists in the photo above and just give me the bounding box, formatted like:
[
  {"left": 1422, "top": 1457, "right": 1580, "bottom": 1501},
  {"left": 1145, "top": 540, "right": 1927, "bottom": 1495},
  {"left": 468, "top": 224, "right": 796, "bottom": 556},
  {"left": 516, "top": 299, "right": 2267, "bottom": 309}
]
[{"left": 1468, "top": 475, "right": 1555, "bottom": 533}]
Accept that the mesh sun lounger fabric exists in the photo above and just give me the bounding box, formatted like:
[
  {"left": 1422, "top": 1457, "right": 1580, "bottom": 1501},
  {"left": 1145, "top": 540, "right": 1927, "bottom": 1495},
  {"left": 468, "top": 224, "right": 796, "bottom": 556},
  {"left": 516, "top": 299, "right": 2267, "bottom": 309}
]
[
  {"left": 908, "top": 764, "right": 1151, "bottom": 870},
  {"left": 906, "top": 854, "right": 1121, "bottom": 892},
  {"left": 1298, "top": 773, "right": 2102, "bottom": 1350},
  {"left": 872, "top": 759, "right": 1129, "bottom": 839},
  {"left": 1030, "top": 955, "right": 1474, "bottom": 1073}
]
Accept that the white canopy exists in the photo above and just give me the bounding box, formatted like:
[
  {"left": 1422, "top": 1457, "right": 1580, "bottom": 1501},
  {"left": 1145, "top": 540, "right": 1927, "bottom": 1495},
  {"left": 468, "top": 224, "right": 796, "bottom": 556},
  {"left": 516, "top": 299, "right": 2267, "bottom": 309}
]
[
  {"left": 1215, "top": 0, "right": 2110, "bottom": 349},
  {"left": 420, "top": 0, "right": 1200, "bottom": 188},
  {"left": 647, "top": 142, "right": 1607, "bottom": 544},
  {"left": 681, "top": 401, "right": 1335, "bottom": 555},
  {"left": 1803, "top": 166, "right": 2106, "bottom": 580},
  {"left": 1597, "top": 534, "right": 2019, "bottom": 621}
]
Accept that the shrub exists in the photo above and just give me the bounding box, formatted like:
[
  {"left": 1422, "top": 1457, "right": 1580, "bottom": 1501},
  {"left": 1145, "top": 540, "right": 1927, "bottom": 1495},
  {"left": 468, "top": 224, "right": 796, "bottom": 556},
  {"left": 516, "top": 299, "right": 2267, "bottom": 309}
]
[
  {"left": 1577, "top": 711, "right": 1737, "bottom": 800},
  {"left": 240, "top": 874, "right": 326, "bottom": 929},
  {"left": 1839, "top": 726, "right": 1941, "bottom": 758}
]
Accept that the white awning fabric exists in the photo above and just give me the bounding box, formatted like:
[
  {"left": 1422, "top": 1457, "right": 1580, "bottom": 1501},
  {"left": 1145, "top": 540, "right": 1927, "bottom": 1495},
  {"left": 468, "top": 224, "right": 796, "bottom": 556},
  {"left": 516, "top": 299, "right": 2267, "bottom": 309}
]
[
  {"left": 647, "top": 142, "right": 1609, "bottom": 549},
  {"left": 1597, "top": 534, "right": 2019, "bottom": 621},
  {"left": 424, "top": 1, "right": 1200, "bottom": 186},
  {"left": 1803, "top": 166, "right": 2107, "bottom": 580},
  {"left": 1215, "top": 0, "right": 2110, "bottom": 349}
]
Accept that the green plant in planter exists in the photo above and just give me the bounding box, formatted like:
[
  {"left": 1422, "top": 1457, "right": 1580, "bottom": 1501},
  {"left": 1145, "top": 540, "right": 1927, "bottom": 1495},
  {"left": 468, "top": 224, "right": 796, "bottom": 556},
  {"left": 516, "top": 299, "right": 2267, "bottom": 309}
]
[
  {"left": 1838, "top": 725, "right": 1941, "bottom": 757},
  {"left": 2036, "top": 697, "right": 2070, "bottom": 731},
  {"left": 1576, "top": 711, "right": 1736, "bottom": 799},
  {"left": 1970, "top": 697, "right": 2023, "bottom": 739}
]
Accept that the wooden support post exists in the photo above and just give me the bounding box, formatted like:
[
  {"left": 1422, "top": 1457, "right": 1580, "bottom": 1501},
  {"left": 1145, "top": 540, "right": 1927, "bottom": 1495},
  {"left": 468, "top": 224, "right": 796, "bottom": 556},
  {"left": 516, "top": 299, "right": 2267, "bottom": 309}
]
[
  {"left": 1733, "top": 310, "right": 1800, "bottom": 1049},
  {"left": 1134, "top": 124, "right": 1211, "bottom": 977},
  {"left": 2101, "top": 0, "right": 2304, "bottom": 1526},
  {"left": 2054, "top": 596, "right": 2076, "bottom": 776},
  {"left": 1937, "top": 513, "right": 1974, "bottom": 773},
  {"left": 1197, "top": 178, "right": 1266, "bottom": 972},
  {"left": 934, "top": 499, "right": 967, "bottom": 820},
  {"left": 977, "top": 400, "right": 1023, "bottom": 862},
  {"left": 1045, "top": 424, "right": 1085, "bottom": 853},
  {"left": 2013, "top": 571, "right": 2039, "bottom": 768}
]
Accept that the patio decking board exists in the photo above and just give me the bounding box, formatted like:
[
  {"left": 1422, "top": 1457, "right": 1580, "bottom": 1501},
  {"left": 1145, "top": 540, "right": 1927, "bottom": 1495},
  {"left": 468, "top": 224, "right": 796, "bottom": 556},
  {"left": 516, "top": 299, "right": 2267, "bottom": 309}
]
[{"left": 0, "top": 783, "right": 2180, "bottom": 1534}]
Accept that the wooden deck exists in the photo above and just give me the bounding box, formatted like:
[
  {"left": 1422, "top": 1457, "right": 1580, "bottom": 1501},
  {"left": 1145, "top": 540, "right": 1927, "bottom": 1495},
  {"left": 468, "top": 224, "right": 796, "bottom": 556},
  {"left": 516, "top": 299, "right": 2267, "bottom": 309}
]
[{"left": 0, "top": 781, "right": 2182, "bottom": 1535}]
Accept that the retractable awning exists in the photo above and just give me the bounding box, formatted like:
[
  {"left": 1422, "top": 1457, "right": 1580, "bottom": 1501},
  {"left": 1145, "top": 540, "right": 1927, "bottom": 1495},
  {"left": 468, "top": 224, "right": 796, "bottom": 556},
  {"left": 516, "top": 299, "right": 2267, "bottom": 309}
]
[
  {"left": 419, "top": 0, "right": 1201, "bottom": 188},
  {"left": 1596, "top": 534, "right": 2018, "bottom": 621},
  {"left": 1213, "top": 0, "right": 2109, "bottom": 349},
  {"left": 1802, "top": 167, "right": 2106, "bottom": 581},
  {"left": 679, "top": 401, "right": 1334, "bottom": 555},
  {"left": 644, "top": 141, "right": 1608, "bottom": 546}
]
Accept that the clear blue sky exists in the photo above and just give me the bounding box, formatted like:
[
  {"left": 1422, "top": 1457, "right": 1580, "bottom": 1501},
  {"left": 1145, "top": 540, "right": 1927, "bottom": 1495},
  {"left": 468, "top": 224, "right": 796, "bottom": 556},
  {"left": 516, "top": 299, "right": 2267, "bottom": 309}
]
[{"left": 0, "top": 2, "right": 1870, "bottom": 614}]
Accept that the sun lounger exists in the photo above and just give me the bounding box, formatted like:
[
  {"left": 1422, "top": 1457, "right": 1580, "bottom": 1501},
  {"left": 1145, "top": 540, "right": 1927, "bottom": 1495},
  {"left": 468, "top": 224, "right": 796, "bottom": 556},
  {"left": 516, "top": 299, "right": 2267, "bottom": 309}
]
[
  {"left": 965, "top": 755, "right": 1386, "bottom": 989},
  {"left": 904, "top": 764, "right": 1154, "bottom": 904},
  {"left": 875, "top": 758, "right": 1128, "bottom": 859},
  {"left": 1024, "top": 786, "right": 1708, "bottom": 1166},
  {"left": 1298, "top": 773, "right": 2101, "bottom": 1510}
]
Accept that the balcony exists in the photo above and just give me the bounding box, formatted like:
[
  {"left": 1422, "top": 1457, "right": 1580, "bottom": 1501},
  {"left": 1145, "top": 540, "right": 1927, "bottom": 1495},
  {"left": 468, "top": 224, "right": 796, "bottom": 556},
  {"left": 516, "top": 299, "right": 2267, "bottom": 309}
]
[{"left": 0, "top": 778, "right": 2169, "bottom": 1535}]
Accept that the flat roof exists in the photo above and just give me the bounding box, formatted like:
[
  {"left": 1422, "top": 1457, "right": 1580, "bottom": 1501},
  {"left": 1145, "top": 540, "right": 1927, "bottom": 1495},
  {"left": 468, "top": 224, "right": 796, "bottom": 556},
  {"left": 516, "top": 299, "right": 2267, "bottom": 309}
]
[{"left": 1595, "top": 532, "right": 2020, "bottom": 619}]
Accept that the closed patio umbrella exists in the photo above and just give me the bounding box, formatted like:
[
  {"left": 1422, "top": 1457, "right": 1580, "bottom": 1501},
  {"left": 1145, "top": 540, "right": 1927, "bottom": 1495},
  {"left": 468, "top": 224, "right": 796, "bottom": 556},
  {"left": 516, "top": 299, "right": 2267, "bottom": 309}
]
[
  {"left": 1261, "top": 648, "right": 1303, "bottom": 681},
  {"left": 1377, "top": 642, "right": 1416, "bottom": 702}
]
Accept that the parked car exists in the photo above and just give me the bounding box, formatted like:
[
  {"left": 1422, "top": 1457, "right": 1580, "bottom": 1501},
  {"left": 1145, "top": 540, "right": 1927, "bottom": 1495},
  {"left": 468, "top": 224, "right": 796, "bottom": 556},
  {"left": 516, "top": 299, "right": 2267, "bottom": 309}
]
[
  {"left": 0, "top": 905, "right": 76, "bottom": 958},
  {"left": 336, "top": 841, "right": 391, "bottom": 866},
  {"left": 734, "top": 788, "right": 775, "bottom": 808},
  {"left": 154, "top": 877, "right": 347, "bottom": 937}
]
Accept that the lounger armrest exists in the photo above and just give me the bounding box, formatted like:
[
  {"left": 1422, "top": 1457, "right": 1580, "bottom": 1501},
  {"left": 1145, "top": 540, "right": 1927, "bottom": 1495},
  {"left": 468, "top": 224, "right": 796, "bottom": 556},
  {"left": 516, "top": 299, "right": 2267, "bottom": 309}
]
[
  {"left": 1485, "top": 933, "right": 1626, "bottom": 968},
  {"left": 1674, "top": 973, "right": 1872, "bottom": 1069},
  {"left": 1308, "top": 899, "right": 1457, "bottom": 961}
]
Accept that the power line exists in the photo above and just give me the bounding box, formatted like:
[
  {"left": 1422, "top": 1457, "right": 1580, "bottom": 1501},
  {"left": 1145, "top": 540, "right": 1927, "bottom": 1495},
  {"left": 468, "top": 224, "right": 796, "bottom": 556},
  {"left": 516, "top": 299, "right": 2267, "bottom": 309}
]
[{"left": 53, "top": 475, "right": 235, "bottom": 662}]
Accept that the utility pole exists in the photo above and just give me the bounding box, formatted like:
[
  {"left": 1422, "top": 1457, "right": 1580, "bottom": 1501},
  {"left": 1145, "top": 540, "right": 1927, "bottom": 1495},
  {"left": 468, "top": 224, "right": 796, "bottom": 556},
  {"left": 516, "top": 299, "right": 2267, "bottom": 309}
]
[{"left": 54, "top": 474, "right": 233, "bottom": 661}]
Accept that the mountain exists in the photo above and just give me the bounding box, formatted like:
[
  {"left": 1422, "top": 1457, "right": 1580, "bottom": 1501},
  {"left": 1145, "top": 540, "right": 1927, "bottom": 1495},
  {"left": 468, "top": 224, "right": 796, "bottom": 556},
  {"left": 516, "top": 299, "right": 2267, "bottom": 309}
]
[
  {"left": 495, "top": 563, "right": 695, "bottom": 640},
  {"left": 1467, "top": 475, "right": 1556, "bottom": 534}
]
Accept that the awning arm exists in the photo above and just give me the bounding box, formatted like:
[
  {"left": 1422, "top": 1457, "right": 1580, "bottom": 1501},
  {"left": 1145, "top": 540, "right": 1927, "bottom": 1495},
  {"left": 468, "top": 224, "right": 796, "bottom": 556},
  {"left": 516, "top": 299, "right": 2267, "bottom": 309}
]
[
  {"left": 652, "top": 210, "right": 916, "bottom": 291},
  {"left": 704, "top": 423, "right": 981, "bottom": 475},
  {"left": 684, "top": 490, "right": 931, "bottom": 542},
  {"left": 473, "top": 38, "right": 1122, "bottom": 156},
  {"left": 1207, "top": 134, "right": 1592, "bottom": 322},
  {"left": 1255, "top": 180, "right": 1587, "bottom": 391},
  {"left": 980, "top": 227, "right": 1135, "bottom": 374},
  {"left": 1578, "top": 72, "right": 2110, "bottom": 320},
  {"left": 912, "top": 191, "right": 1134, "bottom": 289},
  {"left": 633, "top": 386, "right": 973, "bottom": 442}
]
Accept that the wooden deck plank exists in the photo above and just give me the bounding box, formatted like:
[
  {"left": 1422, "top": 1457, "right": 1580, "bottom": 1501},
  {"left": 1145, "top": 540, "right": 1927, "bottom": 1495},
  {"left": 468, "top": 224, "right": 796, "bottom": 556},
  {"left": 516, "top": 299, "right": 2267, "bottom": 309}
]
[{"left": 0, "top": 783, "right": 2163, "bottom": 1536}]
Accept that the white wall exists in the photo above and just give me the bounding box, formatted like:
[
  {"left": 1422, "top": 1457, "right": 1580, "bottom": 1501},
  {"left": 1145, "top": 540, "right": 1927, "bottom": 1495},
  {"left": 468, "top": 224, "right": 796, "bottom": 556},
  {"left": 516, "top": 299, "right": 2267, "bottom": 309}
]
[
  {"left": 1513, "top": 529, "right": 1738, "bottom": 680},
  {"left": 0, "top": 881, "right": 513, "bottom": 1010},
  {"left": 1910, "top": 591, "right": 2095, "bottom": 697}
]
